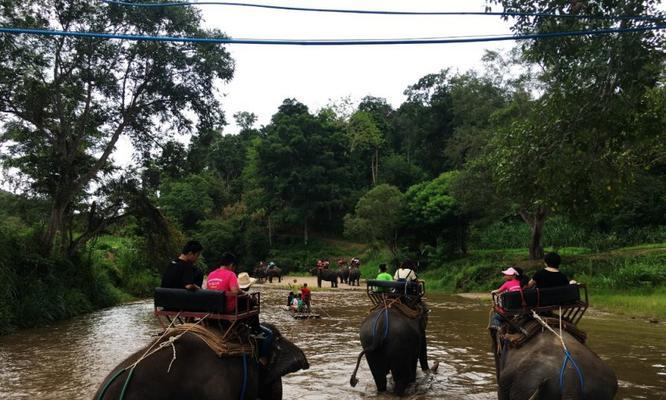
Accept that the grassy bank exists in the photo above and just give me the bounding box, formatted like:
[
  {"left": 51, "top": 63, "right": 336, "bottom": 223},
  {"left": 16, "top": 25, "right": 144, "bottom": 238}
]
[{"left": 0, "top": 229, "right": 160, "bottom": 334}]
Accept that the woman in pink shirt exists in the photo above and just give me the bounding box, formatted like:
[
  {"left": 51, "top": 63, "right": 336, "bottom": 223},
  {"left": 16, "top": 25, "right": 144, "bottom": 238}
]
[{"left": 206, "top": 253, "right": 241, "bottom": 314}]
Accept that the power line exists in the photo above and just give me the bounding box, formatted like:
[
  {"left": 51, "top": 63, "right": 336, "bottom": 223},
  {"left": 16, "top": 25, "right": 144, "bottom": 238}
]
[
  {"left": 0, "top": 25, "right": 664, "bottom": 46},
  {"left": 99, "top": 0, "right": 666, "bottom": 22}
]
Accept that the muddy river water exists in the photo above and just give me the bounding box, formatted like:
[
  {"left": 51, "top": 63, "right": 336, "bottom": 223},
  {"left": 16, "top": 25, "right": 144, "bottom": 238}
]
[{"left": 1, "top": 287, "right": 665, "bottom": 399}]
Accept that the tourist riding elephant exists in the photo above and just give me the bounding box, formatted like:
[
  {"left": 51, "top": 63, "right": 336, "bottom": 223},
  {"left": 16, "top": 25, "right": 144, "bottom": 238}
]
[
  {"left": 493, "top": 329, "right": 617, "bottom": 399},
  {"left": 266, "top": 266, "right": 282, "bottom": 283},
  {"left": 350, "top": 303, "right": 437, "bottom": 395},
  {"left": 348, "top": 266, "right": 361, "bottom": 286},
  {"left": 95, "top": 323, "right": 308, "bottom": 400},
  {"left": 310, "top": 267, "right": 338, "bottom": 288}
]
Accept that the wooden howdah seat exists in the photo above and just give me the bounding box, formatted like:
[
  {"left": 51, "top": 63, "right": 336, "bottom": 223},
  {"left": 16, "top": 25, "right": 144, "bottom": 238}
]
[
  {"left": 492, "top": 284, "right": 589, "bottom": 325},
  {"left": 154, "top": 288, "right": 260, "bottom": 329},
  {"left": 366, "top": 279, "right": 425, "bottom": 307}
]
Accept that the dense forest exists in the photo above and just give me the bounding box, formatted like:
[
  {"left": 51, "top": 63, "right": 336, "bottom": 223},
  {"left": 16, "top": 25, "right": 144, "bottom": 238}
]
[{"left": 1, "top": 0, "right": 665, "bottom": 332}]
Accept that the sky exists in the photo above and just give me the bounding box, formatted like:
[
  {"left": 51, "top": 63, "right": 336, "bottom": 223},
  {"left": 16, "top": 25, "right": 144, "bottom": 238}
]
[
  {"left": 113, "top": 0, "right": 515, "bottom": 164},
  {"left": 204, "top": 0, "right": 514, "bottom": 133}
]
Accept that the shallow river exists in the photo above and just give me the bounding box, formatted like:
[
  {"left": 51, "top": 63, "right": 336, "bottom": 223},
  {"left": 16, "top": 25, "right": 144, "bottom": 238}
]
[{"left": 1, "top": 287, "right": 665, "bottom": 399}]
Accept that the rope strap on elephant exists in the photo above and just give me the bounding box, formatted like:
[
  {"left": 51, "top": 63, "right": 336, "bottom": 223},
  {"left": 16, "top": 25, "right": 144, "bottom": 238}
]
[
  {"left": 368, "top": 297, "right": 425, "bottom": 320},
  {"left": 164, "top": 323, "right": 256, "bottom": 358},
  {"left": 532, "top": 310, "right": 586, "bottom": 399},
  {"left": 499, "top": 314, "right": 586, "bottom": 349},
  {"left": 96, "top": 315, "right": 255, "bottom": 400}
]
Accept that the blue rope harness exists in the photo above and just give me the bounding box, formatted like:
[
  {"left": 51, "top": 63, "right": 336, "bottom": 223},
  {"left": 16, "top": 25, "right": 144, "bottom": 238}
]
[
  {"left": 371, "top": 307, "right": 389, "bottom": 340},
  {"left": 559, "top": 349, "right": 585, "bottom": 398},
  {"left": 240, "top": 353, "right": 248, "bottom": 400}
]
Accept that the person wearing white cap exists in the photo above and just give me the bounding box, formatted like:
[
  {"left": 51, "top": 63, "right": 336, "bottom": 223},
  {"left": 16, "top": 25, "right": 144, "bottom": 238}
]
[{"left": 489, "top": 267, "right": 522, "bottom": 330}]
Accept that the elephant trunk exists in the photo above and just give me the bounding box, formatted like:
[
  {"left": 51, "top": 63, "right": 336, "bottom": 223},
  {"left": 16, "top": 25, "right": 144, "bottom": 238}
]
[{"left": 349, "top": 350, "right": 366, "bottom": 387}]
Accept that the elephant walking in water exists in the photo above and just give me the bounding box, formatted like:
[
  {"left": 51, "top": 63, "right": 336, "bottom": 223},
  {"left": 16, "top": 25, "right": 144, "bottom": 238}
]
[
  {"left": 350, "top": 302, "right": 437, "bottom": 395},
  {"left": 493, "top": 326, "right": 617, "bottom": 399},
  {"left": 95, "top": 323, "right": 308, "bottom": 400},
  {"left": 310, "top": 267, "right": 338, "bottom": 288},
  {"left": 348, "top": 266, "right": 361, "bottom": 286}
]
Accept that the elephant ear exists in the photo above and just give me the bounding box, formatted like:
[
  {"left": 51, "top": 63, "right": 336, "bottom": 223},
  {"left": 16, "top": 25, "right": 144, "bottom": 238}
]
[{"left": 262, "top": 324, "right": 309, "bottom": 384}]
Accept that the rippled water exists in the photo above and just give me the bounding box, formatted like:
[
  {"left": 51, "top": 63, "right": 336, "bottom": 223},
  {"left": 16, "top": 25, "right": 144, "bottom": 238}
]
[{"left": 0, "top": 288, "right": 664, "bottom": 399}]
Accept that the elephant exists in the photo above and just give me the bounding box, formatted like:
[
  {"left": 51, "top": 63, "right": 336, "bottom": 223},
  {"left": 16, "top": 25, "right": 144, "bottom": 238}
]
[
  {"left": 493, "top": 328, "right": 618, "bottom": 399},
  {"left": 338, "top": 266, "right": 350, "bottom": 284},
  {"left": 252, "top": 266, "right": 267, "bottom": 283},
  {"left": 350, "top": 302, "right": 437, "bottom": 395},
  {"left": 95, "top": 323, "right": 308, "bottom": 400},
  {"left": 348, "top": 266, "right": 361, "bottom": 286},
  {"left": 266, "top": 266, "right": 282, "bottom": 283},
  {"left": 310, "top": 267, "right": 338, "bottom": 288}
]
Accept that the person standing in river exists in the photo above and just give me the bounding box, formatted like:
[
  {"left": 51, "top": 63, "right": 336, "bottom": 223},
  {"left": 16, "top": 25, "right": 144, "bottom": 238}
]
[{"left": 160, "top": 240, "right": 204, "bottom": 291}]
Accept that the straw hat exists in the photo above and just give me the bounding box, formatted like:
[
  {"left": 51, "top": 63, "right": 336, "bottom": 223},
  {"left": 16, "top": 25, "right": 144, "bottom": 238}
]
[{"left": 238, "top": 272, "right": 257, "bottom": 289}]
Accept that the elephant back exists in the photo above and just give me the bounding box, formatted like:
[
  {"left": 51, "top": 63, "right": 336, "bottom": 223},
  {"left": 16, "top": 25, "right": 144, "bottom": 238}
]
[{"left": 359, "top": 303, "right": 424, "bottom": 352}]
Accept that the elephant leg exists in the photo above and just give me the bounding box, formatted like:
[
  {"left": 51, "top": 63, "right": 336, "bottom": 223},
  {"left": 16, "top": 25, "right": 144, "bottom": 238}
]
[
  {"left": 391, "top": 356, "right": 416, "bottom": 395},
  {"left": 278, "top": 276, "right": 281, "bottom": 282},
  {"left": 366, "top": 352, "right": 388, "bottom": 392},
  {"left": 259, "top": 379, "right": 282, "bottom": 400},
  {"left": 317, "top": 277, "right": 322, "bottom": 288}
]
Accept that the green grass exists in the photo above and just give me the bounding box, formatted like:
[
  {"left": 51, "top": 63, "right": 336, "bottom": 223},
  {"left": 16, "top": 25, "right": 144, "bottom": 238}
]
[{"left": 591, "top": 289, "right": 666, "bottom": 319}]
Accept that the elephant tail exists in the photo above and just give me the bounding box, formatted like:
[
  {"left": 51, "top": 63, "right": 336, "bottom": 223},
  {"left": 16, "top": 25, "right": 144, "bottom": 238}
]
[{"left": 349, "top": 350, "right": 366, "bottom": 387}]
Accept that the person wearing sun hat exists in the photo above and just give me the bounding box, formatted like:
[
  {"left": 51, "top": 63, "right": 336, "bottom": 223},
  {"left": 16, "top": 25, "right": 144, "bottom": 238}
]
[{"left": 237, "top": 272, "right": 257, "bottom": 291}]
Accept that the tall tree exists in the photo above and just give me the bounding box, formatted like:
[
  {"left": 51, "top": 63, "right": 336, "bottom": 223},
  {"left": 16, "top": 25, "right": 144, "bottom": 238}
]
[
  {"left": 477, "top": 0, "right": 666, "bottom": 258},
  {"left": 344, "top": 184, "right": 406, "bottom": 256},
  {"left": 247, "top": 99, "right": 351, "bottom": 245},
  {"left": 347, "top": 110, "right": 383, "bottom": 186},
  {"left": 0, "top": 1, "right": 233, "bottom": 255}
]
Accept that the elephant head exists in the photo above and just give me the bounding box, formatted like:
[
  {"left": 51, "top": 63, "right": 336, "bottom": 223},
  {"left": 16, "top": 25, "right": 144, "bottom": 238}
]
[{"left": 261, "top": 323, "right": 309, "bottom": 385}]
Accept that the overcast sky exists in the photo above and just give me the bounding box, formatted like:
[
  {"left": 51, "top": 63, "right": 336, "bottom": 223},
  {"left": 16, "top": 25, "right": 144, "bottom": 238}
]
[
  {"left": 206, "top": 0, "right": 514, "bottom": 132},
  {"left": 113, "top": 0, "right": 517, "bottom": 164}
]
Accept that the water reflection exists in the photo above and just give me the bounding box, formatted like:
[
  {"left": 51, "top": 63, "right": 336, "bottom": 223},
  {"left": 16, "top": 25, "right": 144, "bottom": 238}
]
[{"left": 0, "top": 289, "right": 664, "bottom": 399}]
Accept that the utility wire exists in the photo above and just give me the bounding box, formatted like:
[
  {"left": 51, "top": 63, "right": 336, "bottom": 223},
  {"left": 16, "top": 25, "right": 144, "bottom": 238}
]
[
  {"left": 99, "top": 0, "right": 666, "bottom": 22},
  {"left": 0, "top": 25, "right": 664, "bottom": 46}
]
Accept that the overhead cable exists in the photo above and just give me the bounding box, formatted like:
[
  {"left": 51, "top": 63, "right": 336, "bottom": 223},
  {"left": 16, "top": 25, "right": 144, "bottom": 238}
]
[
  {"left": 1, "top": 25, "right": 665, "bottom": 46},
  {"left": 99, "top": 0, "right": 666, "bottom": 22}
]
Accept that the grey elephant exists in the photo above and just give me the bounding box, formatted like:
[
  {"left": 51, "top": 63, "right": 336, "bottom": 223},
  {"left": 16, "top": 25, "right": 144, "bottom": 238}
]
[
  {"left": 310, "top": 267, "right": 338, "bottom": 288},
  {"left": 95, "top": 323, "right": 308, "bottom": 399},
  {"left": 494, "top": 329, "right": 617, "bottom": 399},
  {"left": 348, "top": 266, "right": 361, "bottom": 286},
  {"left": 350, "top": 303, "right": 437, "bottom": 395}
]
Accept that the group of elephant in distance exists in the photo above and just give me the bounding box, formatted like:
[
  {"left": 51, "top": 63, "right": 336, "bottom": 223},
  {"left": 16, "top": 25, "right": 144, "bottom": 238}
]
[
  {"left": 95, "top": 274, "right": 618, "bottom": 399},
  {"left": 253, "top": 258, "right": 361, "bottom": 287}
]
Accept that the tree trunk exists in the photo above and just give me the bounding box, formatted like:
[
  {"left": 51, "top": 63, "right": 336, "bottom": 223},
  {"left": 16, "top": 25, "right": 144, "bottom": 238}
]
[
  {"left": 374, "top": 148, "right": 379, "bottom": 185},
  {"left": 519, "top": 208, "right": 548, "bottom": 260},
  {"left": 304, "top": 216, "right": 308, "bottom": 246},
  {"left": 267, "top": 215, "right": 273, "bottom": 248},
  {"left": 370, "top": 157, "right": 376, "bottom": 186},
  {"left": 43, "top": 198, "right": 69, "bottom": 255}
]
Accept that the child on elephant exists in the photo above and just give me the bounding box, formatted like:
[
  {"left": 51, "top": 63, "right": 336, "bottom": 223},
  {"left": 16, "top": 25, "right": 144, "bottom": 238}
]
[{"left": 489, "top": 267, "right": 522, "bottom": 329}]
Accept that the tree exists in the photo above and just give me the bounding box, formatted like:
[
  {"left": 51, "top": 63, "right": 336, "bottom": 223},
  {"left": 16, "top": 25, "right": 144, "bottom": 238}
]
[
  {"left": 246, "top": 99, "right": 352, "bottom": 245},
  {"left": 347, "top": 110, "right": 384, "bottom": 186},
  {"left": 469, "top": 1, "right": 666, "bottom": 258},
  {"left": 0, "top": 1, "right": 234, "bottom": 255},
  {"left": 344, "top": 184, "right": 406, "bottom": 255},
  {"left": 405, "top": 171, "right": 468, "bottom": 255}
]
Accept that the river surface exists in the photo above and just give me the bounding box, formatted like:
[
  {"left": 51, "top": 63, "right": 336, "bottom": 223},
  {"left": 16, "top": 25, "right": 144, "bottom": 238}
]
[{"left": 1, "top": 287, "right": 665, "bottom": 399}]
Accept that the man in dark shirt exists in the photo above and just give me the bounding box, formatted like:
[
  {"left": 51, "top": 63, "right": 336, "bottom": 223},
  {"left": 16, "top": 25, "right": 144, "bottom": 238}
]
[
  {"left": 528, "top": 252, "right": 570, "bottom": 288},
  {"left": 161, "top": 240, "right": 204, "bottom": 290}
]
